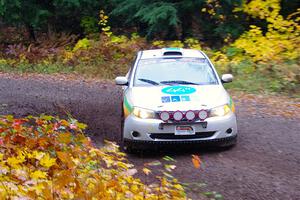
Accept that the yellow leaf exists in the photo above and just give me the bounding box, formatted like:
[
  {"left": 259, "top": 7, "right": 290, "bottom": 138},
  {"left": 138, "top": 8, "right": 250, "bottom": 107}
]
[
  {"left": 7, "top": 157, "right": 23, "bottom": 168},
  {"left": 28, "top": 150, "right": 45, "bottom": 160},
  {"left": 117, "top": 162, "right": 129, "bottom": 170},
  {"left": 30, "top": 170, "right": 47, "bottom": 179},
  {"left": 165, "top": 164, "right": 176, "bottom": 172},
  {"left": 142, "top": 168, "right": 151, "bottom": 175},
  {"left": 40, "top": 153, "right": 56, "bottom": 168},
  {"left": 130, "top": 185, "right": 139, "bottom": 194}
]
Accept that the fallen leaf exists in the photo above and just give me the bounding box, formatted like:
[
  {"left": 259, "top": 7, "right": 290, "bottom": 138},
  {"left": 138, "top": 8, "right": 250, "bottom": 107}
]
[
  {"left": 142, "top": 168, "right": 151, "bottom": 175},
  {"left": 192, "top": 155, "right": 201, "bottom": 169}
]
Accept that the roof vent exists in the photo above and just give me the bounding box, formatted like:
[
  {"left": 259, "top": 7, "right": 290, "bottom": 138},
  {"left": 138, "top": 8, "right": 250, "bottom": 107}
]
[{"left": 163, "top": 51, "right": 183, "bottom": 56}]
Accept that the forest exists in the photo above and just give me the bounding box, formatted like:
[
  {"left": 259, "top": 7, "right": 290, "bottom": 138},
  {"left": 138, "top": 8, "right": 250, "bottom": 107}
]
[{"left": 0, "top": 0, "right": 299, "bottom": 94}]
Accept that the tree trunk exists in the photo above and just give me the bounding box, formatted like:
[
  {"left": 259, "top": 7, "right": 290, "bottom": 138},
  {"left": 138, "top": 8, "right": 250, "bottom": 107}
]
[{"left": 26, "top": 24, "right": 36, "bottom": 42}]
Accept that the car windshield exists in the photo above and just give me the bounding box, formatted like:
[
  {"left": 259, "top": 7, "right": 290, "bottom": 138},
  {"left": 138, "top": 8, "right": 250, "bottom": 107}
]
[{"left": 134, "top": 58, "right": 218, "bottom": 86}]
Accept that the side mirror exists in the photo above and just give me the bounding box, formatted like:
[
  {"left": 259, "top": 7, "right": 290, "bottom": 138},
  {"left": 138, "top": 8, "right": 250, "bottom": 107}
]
[
  {"left": 115, "top": 76, "right": 128, "bottom": 85},
  {"left": 221, "top": 74, "right": 233, "bottom": 83}
]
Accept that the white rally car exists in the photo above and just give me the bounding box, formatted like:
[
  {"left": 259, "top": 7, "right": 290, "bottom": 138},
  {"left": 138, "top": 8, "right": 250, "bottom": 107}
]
[{"left": 116, "top": 48, "right": 237, "bottom": 150}]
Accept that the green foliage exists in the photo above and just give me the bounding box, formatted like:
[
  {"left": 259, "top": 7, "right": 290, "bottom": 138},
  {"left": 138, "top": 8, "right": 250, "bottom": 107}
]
[
  {"left": 0, "top": 0, "right": 50, "bottom": 34},
  {"left": 0, "top": 0, "right": 101, "bottom": 39},
  {"left": 80, "top": 16, "right": 99, "bottom": 35},
  {"left": 73, "top": 38, "right": 91, "bottom": 52},
  {"left": 111, "top": 0, "right": 177, "bottom": 38},
  {"left": 110, "top": 0, "right": 207, "bottom": 39},
  {"left": 108, "top": 0, "right": 247, "bottom": 42},
  {"left": 0, "top": 0, "right": 297, "bottom": 44}
]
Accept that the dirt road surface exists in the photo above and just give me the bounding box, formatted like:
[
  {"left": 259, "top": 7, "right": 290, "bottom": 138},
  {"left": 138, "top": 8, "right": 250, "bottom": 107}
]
[{"left": 0, "top": 73, "right": 299, "bottom": 200}]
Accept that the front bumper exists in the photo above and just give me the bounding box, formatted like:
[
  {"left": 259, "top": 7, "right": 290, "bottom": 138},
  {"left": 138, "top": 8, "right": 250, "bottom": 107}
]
[{"left": 123, "top": 112, "right": 237, "bottom": 143}]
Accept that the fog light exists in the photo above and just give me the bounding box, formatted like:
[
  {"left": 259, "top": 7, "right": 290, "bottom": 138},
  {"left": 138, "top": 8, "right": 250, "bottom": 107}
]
[
  {"left": 132, "top": 131, "right": 140, "bottom": 137},
  {"left": 226, "top": 128, "right": 232, "bottom": 134}
]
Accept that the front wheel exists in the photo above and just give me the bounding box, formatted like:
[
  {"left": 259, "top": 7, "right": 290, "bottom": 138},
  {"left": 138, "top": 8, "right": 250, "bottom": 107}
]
[{"left": 119, "top": 106, "right": 133, "bottom": 153}]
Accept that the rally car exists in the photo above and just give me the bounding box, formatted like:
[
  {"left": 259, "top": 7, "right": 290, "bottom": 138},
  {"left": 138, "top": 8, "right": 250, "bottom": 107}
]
[{"left": 115, "top": 48, "right": 237, "bottom": 151}]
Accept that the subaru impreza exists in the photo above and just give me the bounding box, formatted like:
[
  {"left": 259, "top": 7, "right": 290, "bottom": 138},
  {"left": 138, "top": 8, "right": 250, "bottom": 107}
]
[{"left": 116, "top": 48, "right": 237, "bottom": 151}]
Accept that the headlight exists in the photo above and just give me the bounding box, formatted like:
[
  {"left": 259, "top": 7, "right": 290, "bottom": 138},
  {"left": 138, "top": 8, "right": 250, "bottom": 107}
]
[
  {"left": 132, "top": 107, "right": 155, "bottom": 119},
  {"left": 209, "top": 104, "right": 231, "bottom": 117}
]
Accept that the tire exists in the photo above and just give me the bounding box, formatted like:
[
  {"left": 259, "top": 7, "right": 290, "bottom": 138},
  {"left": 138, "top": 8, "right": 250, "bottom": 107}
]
[
  {"left": 120, "top": 104, "right": 134, "bottom": 153},
  {"left": 119, "top": 103, "right": 125, "bottom": 150},
  {"left": 123, "top": 141, "right": 134, "bottom": 153}
]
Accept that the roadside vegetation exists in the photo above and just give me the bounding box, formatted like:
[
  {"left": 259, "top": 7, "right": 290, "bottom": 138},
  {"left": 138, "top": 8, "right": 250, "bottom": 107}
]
[
  {"left": 0, "top": 115, "right": 191, "bottom": 199},
  {"left": 0, "top": 0, "right": 299, "bottom": 95}
]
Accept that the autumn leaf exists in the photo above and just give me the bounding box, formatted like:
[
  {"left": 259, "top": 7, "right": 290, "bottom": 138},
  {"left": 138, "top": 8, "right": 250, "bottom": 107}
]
[
  {"left": 12, "top": 134, "right": 26, "bottom": 144},
  {"left": 37, "top": 137, "right": 49, "bottom": 148},
  {"left": 146, "top": 160, "right": 161, "bottom": 166},
  {"left": 124, "top": 168, "right": 137, "bottom": 176},
  {"left": 57, "top": 132, "right": 72, "bottom": 144},
  {"left": 76, "top": 122, "right": 87, "bottom": 130},
  {"left": 165, "top": 164, "right": 176, "bottom": 172},
  {"left": 39, "top": 153, "right": 56, "bottom": 168},
  {"left": 142, "top": 168, "right": 151, "bottom": 175},
  {"left": 70, "top": 123, "right": 77, "bottom": 130},
  {"left": 12, "top": 119, "right": 24, "bottom": 127},
  {"left": 192, "top": 155, "right": 202, "bottom": 169},
  {"left": 0, "top": 115, "right": 188, "bottom": 199},
  {"left": 54, "top": 170, "right": 74, "bottom": 190},
  {"left": 30, "top": 170, "right": 47, "bottom": 179},
  {"left": 163, "top": 156, "right": 176, "bottom": 162},
  {"left": 57, "top": 151, "right": 74, "bottom": 168}
]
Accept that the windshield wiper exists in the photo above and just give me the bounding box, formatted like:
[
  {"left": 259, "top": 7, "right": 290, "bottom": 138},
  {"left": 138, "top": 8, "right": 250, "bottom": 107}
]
[
  {"left": 160, "top": 80, "right": 199, "bottom": 85},
  {"left": 138, "top": 78, "right": 159, "bottom": 85}
]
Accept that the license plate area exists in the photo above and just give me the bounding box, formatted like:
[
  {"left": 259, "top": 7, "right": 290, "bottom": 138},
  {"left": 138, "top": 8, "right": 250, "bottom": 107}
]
[
  {"left": 159, "top": 121, "right": 207, "bottom": 130},
  {"left": 175, "top": 126, "right": 195, "bottom": 135}
]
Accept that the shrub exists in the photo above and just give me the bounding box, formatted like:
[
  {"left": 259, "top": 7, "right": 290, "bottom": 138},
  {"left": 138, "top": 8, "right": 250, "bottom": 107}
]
[
  {"left": 209, "top": 1, "right": 300, "bottom": 93},
  {"left": 0, "top": 115, "right": 187, "bottom": 199}
]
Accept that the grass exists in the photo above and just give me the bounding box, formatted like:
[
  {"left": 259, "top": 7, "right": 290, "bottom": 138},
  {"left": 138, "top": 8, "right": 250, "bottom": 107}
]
[
  {"left": 1, "top": 62, "right": 299, "bottom": 98},
  {"left": 0, "top": 63, "right": 73, "bottom": 74},
  {"left": 0, "top": 62, "right": 126, "bottom": 79}
]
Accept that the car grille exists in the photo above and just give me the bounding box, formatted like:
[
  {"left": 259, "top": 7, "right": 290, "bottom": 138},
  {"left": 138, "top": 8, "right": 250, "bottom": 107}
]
[{"left": 149, "top": 131, "right": 215, "bottom": 140}]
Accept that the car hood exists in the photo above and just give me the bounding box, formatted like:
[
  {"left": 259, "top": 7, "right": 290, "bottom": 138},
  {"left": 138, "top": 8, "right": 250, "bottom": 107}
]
[{"left": 126, "top": 85, "right": 229, "bottom": 111}]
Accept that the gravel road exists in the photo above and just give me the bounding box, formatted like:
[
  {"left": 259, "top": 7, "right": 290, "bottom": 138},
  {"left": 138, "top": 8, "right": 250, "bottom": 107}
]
[{"left": 0, "top": 73, "right": 299, "bottom": 200}]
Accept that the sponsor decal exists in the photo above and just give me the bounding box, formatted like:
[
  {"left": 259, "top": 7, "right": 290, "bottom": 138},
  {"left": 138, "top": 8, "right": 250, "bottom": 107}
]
[
  {"left": 181, "top": 96, "right": 191, "bottom": 102},
  {"left": 171, "top": 96, "right": 181, "bottom": 102},
  {"left": 165, "top": 47, "right": 180, "bottom": 51},
  {"left": 161, "top": 96, "right": 171, "bottom": 103},
  {"left": 123, "top": 97, "right": 133, "bottom": 118},
  {"left": 161, "top": 95, "right": 192, "bottom": 103},
  {"left": 229, "top": 97, "right": 235, "bottom": 112},
  {"left": 162, "top": 86, "right": 196, "bottom": 95}
]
